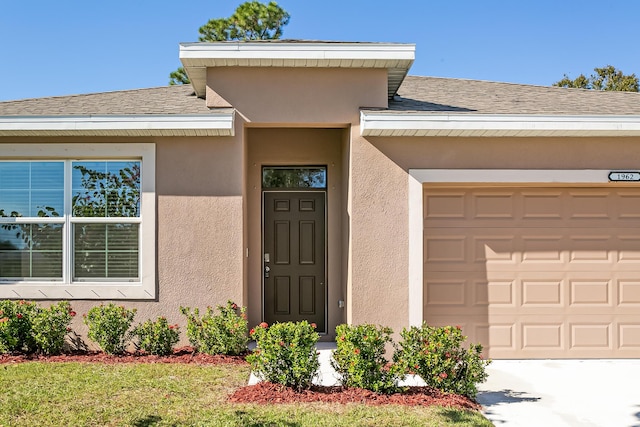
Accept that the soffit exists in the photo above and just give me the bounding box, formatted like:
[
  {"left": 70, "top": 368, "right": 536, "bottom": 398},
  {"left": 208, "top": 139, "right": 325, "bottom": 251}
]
[
  {"left": 360, "top": 112, "right": 640, "bottom": 137},
  {"left": 0, "top": 113, "right": 235, "bottom": 137},
  {"left": 180, "top": 41, "right": 415, "bottom": 99}
]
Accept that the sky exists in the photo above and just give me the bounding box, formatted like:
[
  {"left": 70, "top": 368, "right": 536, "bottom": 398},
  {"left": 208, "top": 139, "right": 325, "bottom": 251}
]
[{"left": 1, "top": 0, "right": 640, "bottom": 101}]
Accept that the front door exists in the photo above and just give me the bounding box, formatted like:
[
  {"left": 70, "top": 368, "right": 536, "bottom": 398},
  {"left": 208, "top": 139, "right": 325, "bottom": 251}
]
[{"left": 263, "top": 191, "right": 326, "bottom": 332}]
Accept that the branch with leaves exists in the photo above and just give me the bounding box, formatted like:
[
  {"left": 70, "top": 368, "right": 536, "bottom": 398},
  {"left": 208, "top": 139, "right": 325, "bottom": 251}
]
[
  {"left": 169, "top": 1, "right": 290, "bottom": 85},
  {"left": 554, "top": 65, "right": 639, "bottom": 92}
]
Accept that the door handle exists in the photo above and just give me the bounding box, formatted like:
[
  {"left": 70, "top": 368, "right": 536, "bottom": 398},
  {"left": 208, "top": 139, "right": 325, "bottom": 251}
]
[{"left": 264, "top": 265, "right": 270, "bottom": 278}]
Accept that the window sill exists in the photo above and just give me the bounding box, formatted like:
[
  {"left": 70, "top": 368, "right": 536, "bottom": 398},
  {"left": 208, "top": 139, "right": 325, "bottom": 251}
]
[{"left": 0, "top": 282, "right": 156, "bottom": 300}]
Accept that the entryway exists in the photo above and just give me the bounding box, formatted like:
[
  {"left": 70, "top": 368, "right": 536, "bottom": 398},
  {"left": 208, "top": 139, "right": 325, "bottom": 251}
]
[
  {"left": 262, "top": 167, "right": 327, "bottom": 333},
  {"left": 245, "top": 127, "right": 346, "bottom": 339}
]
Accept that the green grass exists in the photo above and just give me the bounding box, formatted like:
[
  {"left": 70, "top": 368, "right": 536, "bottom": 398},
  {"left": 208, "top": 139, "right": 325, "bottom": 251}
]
[{"left": 0, "top": 362, "right": 492, "bottom": 426}]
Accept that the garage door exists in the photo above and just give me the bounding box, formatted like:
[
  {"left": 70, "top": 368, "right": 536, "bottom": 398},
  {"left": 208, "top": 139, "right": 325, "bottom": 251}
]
[{"left": 424, "top": 186, "right": 640, "bottom": 358}]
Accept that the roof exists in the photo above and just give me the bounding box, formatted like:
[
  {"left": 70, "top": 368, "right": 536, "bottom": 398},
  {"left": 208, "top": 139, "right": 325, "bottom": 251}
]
[
  {"left": 0, "top": 85, "right": 234, "bottom": 137},
  {"left": 0, "top": 85, "right": 209, "bottom": 115},
  {"left": 390, "top": 76, "right": 640, "bottom": 114},
  {"left": 361, "top": 76, "right": 640, "bottom": 137},
  {"left": 3, "top": 74, "right": 640, "bottom": 137}
]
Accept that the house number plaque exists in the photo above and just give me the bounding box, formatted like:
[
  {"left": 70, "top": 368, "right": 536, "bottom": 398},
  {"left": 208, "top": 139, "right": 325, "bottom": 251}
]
[{"left": 609, "top": 171, "right": 640, "bottom": 182}]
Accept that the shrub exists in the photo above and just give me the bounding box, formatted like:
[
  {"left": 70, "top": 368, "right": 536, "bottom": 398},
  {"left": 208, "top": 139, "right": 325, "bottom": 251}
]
[
  {"left": 83, "top": 303, "right": 136, "bottom": 354},
  {"left": 132, "top": 317, "right": 180, "bottom": 356},
  {"left": 247, "top": 321, "right": 319, "bottom": 390},
  {"left": 331, "top": 324, "right": 401, "bottom": 394},
  {"left": 180, "top": 301, "right": 248, "bottom": 355},
  {"left": 394, "top": 323, "right": 491, "bottom": 398},
  {"left": 0, "top": 300, "right": 39, "bottom": 353},
  {"left": 31, "top": 301, "right": 76, "bottom": 355}
]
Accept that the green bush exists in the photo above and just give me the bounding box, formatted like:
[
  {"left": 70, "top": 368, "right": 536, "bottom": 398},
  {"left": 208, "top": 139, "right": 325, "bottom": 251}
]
[
  {"left": 331, "top": 324, "right": 401, "bottom": 394},
  {"left": 0, "top": 300, "right": 39, "bottom": 353},
  {"left": 394, "top": 323, "right": 491, "bottom": 398},
  {"left": 180, "top": 301, "right": 248, "bottom": 355},
  {"left": 132, "top": 317, "right": 180, "bottom": 356},
  {"left": 83, "top": 303, "right": 136, "bottom": 354},
  {"left": 32, "top": 301, "right": 76, "bottom": 355},
  {"left": 0, "top": 300, "right": 75, "bottom": 355},
  {"left": 247, "top": 321, "right": 319, "bottom": 391}
]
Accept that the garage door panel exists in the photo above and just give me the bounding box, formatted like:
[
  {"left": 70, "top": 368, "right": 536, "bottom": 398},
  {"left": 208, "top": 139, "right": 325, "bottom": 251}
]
[
  {"left": 424, "top": 279, "right": 466, "bottom": 306},
  {"left": 424, "top": 186, "right": 640, "bottom": 358},
  {"left": 424, "top": 273, "right": 512, "bottom": 308},
  {"left": 570, "top": 323, "right": 611, "bottom": 349},
  {"left": 522, "top": 322, "right": 564, "bottom": 350},
  {"left": 617, "top": 192, "right": 640, "bottom": 218},
  {"left": 567, "top": 191, "right": 611, "bottom": 219},
  {"left": 424, "top": 192, "right": 466, "bottom": 219},
  {"left": 472, "top": 192, "right": 516, "bottom": 219},
  {"left": 619, "top": 281, "right": 640, "bottom": 305},
  {"left": 570, "top": 280, "right": 612, "bottom": 306},
  {"left": 522, "top": 280, "right": 563, "bottom": 306},
  {"left": 619, "top": 324, "right": 640, "bottom": 349},
  {"left": 521, "top": 191, "right": 563, "bottom": 219}
]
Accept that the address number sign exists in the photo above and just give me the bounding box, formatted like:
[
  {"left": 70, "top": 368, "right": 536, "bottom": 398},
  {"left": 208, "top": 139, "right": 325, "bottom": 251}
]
[{"left": 609, "top": 171, "right": 640, "bottom": 182}]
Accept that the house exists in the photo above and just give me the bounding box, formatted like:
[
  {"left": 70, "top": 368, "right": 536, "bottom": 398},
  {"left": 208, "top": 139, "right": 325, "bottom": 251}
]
[{"left": 1, "top": 40, "right": 640, "bottom": 358}]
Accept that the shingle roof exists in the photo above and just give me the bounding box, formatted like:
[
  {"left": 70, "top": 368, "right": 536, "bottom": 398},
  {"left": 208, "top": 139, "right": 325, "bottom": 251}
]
[
  {"left": 2, "top": 75, "right": 640, "bottom": 117},
  {"left": 0, "top": 85, "right": 212, "bottom": 115},
  {"left": 391, "top": 76, "right": 640, "bottom": 115}
]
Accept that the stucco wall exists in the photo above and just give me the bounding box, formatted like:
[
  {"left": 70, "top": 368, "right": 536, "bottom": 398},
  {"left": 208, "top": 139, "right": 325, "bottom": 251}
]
[
  {"left": 207, "top": 67, "right": 388, "bottom": 125},
  {"left": 368, "top": 136, "right": 640, "bottom": 170},
  {"left": 0, "top": 137, "right": 244, "bottom": 347},
  {"left": 347, "top": 133, "right": 410, "bottom": 334},
  {"left": 154, "top": 136, "right": 244, "bottom": 323}
]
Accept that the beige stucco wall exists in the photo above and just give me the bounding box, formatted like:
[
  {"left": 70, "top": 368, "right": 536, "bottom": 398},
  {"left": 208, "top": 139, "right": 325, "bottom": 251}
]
[
  {"left": 367, "top": 136, "right": 640, "bottom": 170},
  {"left": 207, "top": 67, "right": 388, "bottom": 125},
  {"left": 0, "top": 136, "right": 244, "bottom": 347},
  {"left": 346, "top": 133, "right": 410, "bottom": 334}
]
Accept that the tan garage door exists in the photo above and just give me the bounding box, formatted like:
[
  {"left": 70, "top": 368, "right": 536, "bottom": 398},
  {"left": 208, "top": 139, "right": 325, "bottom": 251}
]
[{"left": 424, "top": 186, "right": 640, "bottom": 358}]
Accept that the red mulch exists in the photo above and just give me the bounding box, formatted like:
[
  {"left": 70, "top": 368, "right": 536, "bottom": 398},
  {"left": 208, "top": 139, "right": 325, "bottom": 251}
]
[
  {"left": 229, "top": 382, "right": 480, "bottom": 410},
  {"left": 0, "top": 346, "right": 248, "bottom": 366},
  {"left": 1, "top": 348, "right": 479, "bottom": 410}
]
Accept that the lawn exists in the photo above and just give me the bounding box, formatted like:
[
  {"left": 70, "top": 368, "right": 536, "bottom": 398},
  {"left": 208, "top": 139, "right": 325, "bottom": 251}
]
[{"left": 0, "top": 362, "right": 492, "bottom": 426}]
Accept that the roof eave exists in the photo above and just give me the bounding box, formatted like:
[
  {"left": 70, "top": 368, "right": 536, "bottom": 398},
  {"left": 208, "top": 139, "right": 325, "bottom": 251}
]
[
  {"left": 360, "top": 112, "right": 640, "bottom": 137},
  {"left": 179, "top": 41, "right": 416, "bottom": 99},
  {"left": 0, "top": 113, "right": 235, "bottom": 137}
]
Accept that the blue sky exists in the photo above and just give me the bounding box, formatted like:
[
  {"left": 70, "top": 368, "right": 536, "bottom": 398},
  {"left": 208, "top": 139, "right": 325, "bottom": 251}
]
[{"left": 1, "top": 0, "right": 640, "bottom": 101}]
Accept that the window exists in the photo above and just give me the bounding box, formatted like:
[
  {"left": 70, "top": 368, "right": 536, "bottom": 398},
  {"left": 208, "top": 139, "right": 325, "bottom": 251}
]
[
  {"left": 0, "top": 144, "right": 155, "bottom": 299},
  {"left": 262, "top": 166, "right": 327, "bottom": 189}
]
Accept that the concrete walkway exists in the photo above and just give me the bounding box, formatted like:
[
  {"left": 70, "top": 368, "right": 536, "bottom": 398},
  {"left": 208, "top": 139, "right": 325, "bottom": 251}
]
[{"left": 477, "top": 360, "right": 640, "bottom": 426}]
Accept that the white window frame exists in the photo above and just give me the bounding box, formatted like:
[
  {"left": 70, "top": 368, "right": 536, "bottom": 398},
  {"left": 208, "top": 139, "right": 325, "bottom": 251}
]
[{"left": 0, "top": 143, "right": 156, "bottom": 299}]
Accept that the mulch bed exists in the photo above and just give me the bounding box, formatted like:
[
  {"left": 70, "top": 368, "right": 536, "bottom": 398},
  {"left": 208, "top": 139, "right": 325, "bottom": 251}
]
[
  {"left": 0, "top": 346, "right": 248, "bottom": 366},
  {"left": 229, "top": 382, "right": 480, "bottom": 410},
  {"left": 1, "top": 348, "right": 480, "bottom": 410}
]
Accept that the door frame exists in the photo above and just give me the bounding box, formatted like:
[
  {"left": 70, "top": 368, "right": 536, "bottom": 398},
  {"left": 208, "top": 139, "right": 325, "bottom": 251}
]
[{"left": 261, "top": 188, "right": 329, "bottom": 333}]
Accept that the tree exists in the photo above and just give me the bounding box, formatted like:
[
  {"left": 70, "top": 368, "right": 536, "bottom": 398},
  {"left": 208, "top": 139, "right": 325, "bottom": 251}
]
[
  {"left": 553, "top": 65, "right": 639, "bottom": 92},
  {"left": 169, "top": 1, "right": 290, "bottom": 85}
]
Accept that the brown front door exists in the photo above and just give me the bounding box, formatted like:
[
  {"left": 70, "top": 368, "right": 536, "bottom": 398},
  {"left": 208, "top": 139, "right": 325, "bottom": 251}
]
[{"left": 263, "top": 191, "right": 326, "bottom": 332}]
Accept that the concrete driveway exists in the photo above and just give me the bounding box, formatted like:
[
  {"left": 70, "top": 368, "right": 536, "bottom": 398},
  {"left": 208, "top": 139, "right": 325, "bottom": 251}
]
[{"left": 476, "top": 360, "right": 640, "bottom": 426}]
